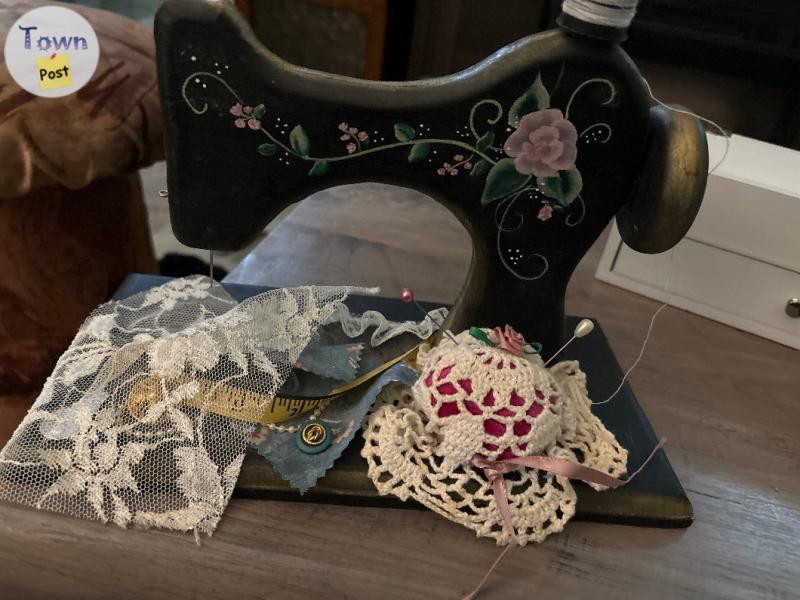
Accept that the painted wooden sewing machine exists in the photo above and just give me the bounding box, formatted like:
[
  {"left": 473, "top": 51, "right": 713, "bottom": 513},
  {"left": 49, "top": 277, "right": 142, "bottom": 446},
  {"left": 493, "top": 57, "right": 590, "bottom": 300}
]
[
  {"left": 154, "top": 0, "right": 708, "bottom": 355},
  {"left": 149, "top": 0, "right": 706, "bottom": 524}
]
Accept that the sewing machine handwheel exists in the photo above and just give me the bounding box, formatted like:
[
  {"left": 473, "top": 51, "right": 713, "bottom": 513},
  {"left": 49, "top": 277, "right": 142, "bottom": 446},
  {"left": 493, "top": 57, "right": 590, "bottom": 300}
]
[{"left": 616, "top": 105, "right": 709, "bottom": 254}]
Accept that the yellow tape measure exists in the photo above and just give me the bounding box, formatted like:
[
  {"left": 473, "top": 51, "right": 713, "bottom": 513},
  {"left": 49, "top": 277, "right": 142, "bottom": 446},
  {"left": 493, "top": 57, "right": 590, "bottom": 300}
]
[
  {"left": 126, "top": 342, "right": 422, "bottom": 426},
  {"left": 126, "top": 376, "right": 330, "bottom": 424}
]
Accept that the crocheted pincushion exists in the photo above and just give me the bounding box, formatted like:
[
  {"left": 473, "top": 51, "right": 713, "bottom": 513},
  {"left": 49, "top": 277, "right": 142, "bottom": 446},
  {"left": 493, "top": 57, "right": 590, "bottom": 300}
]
[
  {"left": 414, "top": 333, "right": 565, "bottom": 466},
  {"left": 362, "top": 329, "right": 629, "bottom": 545}
]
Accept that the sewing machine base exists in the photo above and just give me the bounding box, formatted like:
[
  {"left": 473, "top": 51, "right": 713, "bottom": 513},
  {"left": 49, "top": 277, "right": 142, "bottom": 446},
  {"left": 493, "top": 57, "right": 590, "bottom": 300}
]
[{"left": 115, "top": 275, "right": 693, "bottom": 528}]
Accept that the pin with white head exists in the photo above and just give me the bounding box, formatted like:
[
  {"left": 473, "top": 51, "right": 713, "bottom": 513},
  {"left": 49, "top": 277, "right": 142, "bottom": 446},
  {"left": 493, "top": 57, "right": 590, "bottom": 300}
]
[
  {"left": 400, "top": 287, "right": 461, "bottom": 346},
  {"left": 543, "top": 318, "right": 595, "bottom": 367}
]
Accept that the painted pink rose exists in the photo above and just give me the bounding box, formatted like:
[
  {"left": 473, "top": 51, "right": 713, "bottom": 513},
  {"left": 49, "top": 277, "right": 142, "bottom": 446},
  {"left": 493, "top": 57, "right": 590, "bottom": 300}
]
[
  {"left": 242, "top": 105, "right": 253, "bottom": 115},
  {"left": 230, "top": 103, "right": 243, "bottom": 116},
  {"left": 233, "top": 118, "right": 246, "bottom": 128},
  {"left": 247, "top": 119, "right": 261, "bottom": 130},
  {"left": 357, "top": 131, "right": 369, "bottom": 142},
  {"left": 537, "top": 204, "right": 553, "bottom": 221},
  {"left": 504, "top": 109, "right": 578, "bottom": 177},
  {"left": 346, "top": 142, "right": 357, "bottom": 154},
  {"left": 492, "top": 324, "right": 525, "bottom": 356}
]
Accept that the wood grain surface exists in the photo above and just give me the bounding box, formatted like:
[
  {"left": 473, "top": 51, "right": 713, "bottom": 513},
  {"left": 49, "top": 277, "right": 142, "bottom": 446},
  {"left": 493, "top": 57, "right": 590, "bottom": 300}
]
[{"left": 1, "top": 183, "right": 798, "bottom": 599}]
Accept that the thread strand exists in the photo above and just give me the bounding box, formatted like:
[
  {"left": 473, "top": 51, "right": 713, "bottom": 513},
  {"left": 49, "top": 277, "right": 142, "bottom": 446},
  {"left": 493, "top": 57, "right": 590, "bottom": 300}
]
[{"left": 593, "top": 79, "right": 732, "bottom": 405}]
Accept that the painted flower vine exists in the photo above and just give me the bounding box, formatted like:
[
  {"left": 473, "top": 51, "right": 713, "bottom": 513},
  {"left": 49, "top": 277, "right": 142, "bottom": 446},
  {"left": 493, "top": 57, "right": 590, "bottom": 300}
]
[{"left": 182, "top": 69, "right": 614, "bottom": 279}]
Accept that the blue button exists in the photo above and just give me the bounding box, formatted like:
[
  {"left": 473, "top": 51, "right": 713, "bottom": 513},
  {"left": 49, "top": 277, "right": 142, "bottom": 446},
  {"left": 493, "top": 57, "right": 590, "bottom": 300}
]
[{"left": 295, "top": 420, "right": 332, "bottom": 454}]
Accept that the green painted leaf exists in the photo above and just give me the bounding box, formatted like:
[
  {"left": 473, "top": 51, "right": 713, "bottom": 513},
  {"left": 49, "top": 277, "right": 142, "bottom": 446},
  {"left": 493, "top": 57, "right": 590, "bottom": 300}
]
[
  {"left": 253, "top": 104, "right": 266, "bottom": 120},
  {"left": 470, "top": 159, "right": 490, "bottom": 177},
  {"left": 508, "top": 73, "right": 550, "bottom": 127},
  {"left": 481, "top": 158, "right": 530, "bottom": 205},
  {"left": 538, "top": 167, "right": 583, "bottom": 208},
  {"left": 289, "top": 125, "right": 310, "bottom": 156},
  {"left": 394, "top": 123, "right": 416, "bottom": 142},
  {"left": 257, "top": 142, "right": 278, "bottom": 156},
  {"left": 476, "top": 130, "right": 495, "bottom": 152},
  {"left": 408, "top": 142, "right": 430, "bottom": 162},
  {"left": 308, "top": 160, "right": 329, "bottom": 176}
]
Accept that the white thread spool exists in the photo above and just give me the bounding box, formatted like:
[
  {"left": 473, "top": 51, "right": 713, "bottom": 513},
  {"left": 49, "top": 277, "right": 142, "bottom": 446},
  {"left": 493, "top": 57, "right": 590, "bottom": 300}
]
[{"left": 561, "top": 0, "right": 640, "bottom": 29}]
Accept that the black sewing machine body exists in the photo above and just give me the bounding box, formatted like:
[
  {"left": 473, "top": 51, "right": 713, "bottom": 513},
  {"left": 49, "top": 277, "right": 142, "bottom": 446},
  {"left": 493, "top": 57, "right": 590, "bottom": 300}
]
[{"left": 155, "top": 0, "right": 707, "bottom": 354}]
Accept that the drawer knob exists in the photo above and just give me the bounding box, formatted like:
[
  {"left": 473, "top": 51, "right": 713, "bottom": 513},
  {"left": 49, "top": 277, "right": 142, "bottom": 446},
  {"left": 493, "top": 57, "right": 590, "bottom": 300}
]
[{"left": 786, "top": 298, "right": 800, "bottom": 318}]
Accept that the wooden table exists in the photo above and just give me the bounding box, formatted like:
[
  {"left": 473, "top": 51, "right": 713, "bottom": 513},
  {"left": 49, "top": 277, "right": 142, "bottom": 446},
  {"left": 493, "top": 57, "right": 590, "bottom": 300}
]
[{"left": 2, "top": 184, "right": 798, "bottom": 599}]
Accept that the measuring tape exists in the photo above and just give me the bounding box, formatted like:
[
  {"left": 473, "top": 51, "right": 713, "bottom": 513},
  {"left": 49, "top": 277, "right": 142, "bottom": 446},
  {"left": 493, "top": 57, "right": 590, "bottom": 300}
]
[
  {"left": 126, "top": 376, "right": 331, "bottom": 424},
  {"left": 126, "top": 342, "right": 422, "bottom": 425}
]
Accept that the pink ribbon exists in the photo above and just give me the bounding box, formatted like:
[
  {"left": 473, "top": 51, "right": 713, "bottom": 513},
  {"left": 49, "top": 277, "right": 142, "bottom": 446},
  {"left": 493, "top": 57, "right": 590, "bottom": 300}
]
[{"left": 461, "top": 438, "right": 666, "bottom": 600}]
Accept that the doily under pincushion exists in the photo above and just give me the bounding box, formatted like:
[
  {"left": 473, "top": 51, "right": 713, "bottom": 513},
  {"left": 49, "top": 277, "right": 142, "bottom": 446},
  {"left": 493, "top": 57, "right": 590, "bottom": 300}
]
[{"left": 362, "top": 328, "right": 628, "bottom": 545}]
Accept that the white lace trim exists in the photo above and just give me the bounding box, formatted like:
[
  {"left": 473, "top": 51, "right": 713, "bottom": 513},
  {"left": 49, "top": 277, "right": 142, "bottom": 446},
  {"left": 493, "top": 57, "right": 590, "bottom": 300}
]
[{"left": 327, "top": 303, "right": 448, "bottom": 347}]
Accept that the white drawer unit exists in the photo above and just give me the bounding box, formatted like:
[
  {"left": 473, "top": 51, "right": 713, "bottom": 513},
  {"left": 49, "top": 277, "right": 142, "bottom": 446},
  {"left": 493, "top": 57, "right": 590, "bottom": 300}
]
[{"left": 596, "top": 133, "right": 800, "bottom": 350}]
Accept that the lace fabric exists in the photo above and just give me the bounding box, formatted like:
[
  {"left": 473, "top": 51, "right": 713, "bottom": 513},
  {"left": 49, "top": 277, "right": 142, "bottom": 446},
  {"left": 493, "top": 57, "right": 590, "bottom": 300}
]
[
  {"left": 327, "top": 303, "right": 447, "bottom": 347},
  {"left": 362, "top": 330, "right": 628, "bottom": 545},
  {"left": 0, "top": 276, "right": 371, "bottom": 535}
]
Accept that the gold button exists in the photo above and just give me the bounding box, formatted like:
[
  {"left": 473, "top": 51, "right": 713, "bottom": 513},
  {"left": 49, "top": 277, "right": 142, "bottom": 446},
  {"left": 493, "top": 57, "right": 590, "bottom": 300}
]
[
  {"left": 301, "top": 422, "right": 327, "bottom": 446},
  {"left": 295, "top": 420, "right": 332, "bottom": 454}
]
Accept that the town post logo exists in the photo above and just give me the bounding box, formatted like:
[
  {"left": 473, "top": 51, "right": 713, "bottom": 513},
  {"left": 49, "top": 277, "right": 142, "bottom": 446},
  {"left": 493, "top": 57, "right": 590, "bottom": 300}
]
[{"left": 4, "top": 6, "right": 100, "bottom": 98}]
